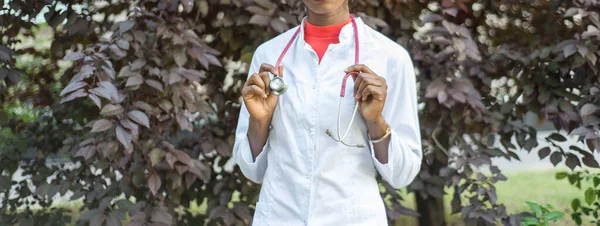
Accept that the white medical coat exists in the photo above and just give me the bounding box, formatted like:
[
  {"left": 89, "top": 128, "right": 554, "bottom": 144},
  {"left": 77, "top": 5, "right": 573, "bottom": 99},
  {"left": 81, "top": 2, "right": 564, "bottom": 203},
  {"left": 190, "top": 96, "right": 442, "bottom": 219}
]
[{"left": 233, "top": 16, "right": 422, "bottom": 226}]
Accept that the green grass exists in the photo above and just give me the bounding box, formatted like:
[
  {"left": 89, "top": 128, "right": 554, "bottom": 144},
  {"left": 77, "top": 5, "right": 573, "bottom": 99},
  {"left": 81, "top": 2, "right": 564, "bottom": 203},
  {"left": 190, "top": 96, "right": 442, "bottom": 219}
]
[
  {"left": 495, "top": 170, "right": 589, "bottom": 214},
  {"left": 13, "top": 169, "right": 596, "bottom": 225},
  {"left": 391, "top": 169, "right": 593, "bottom": 226}
]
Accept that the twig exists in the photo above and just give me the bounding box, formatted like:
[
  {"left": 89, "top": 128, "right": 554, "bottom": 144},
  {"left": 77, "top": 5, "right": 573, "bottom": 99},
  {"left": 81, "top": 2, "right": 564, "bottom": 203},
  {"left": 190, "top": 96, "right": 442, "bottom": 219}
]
[{"left": 432, "top": 113, "right": 450, "bottom": 156}]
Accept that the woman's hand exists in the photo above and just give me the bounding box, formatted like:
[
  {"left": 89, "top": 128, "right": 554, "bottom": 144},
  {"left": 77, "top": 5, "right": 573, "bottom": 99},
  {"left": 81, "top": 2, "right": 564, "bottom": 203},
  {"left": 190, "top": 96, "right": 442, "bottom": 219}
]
[
  {"left": 345, "top": 64, "right": 387, "bottom": 123},
  {"left": 242, "top": 63, "right": 282, "bottom": 122}
]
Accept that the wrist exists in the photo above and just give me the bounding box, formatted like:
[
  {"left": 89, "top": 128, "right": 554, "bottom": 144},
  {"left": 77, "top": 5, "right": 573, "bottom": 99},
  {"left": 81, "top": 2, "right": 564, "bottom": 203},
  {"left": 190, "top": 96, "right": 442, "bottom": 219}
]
[
  {"left": 366, "top": 115, "right": 387, "bottom": 138},
  {"left": 366, "top": 115, "right": 386, "bottom": 128},
  {"left": 250, "top": 115, "right": 272, "bottom": 125}
]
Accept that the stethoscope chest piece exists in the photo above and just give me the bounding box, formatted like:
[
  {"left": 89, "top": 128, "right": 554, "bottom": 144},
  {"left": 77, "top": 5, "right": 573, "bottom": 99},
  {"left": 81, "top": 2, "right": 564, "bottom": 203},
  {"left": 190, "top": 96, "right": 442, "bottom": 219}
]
[{"left": 270, "top": 76, "right": 288, "bottom": 96}]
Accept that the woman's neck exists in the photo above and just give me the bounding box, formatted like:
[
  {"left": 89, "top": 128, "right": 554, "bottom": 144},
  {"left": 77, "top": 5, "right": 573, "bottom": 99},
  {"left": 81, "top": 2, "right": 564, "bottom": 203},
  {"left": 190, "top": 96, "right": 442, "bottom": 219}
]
[{"left": 306, "top": 9, "right": 350, "bottom": 26}]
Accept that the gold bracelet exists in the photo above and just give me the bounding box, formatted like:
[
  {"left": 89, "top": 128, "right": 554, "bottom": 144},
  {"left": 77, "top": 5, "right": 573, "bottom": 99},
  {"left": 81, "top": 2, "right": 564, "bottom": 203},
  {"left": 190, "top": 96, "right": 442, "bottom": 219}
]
[{"left": 368, "top": 124, "right": 391, "bottom": 143}]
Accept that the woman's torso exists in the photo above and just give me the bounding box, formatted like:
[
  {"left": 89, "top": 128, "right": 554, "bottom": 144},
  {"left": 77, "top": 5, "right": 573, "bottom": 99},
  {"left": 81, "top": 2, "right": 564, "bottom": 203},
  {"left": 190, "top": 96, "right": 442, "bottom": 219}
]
[{"left": 252, "top": 17, "right": 403, "bottom": 226}]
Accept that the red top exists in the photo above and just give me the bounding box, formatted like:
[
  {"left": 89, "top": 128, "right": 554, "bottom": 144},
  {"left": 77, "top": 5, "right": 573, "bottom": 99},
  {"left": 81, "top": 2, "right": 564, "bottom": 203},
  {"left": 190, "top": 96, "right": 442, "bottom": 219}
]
[{"left": 304, "top": 18, "right": 352, "bottom": 63}]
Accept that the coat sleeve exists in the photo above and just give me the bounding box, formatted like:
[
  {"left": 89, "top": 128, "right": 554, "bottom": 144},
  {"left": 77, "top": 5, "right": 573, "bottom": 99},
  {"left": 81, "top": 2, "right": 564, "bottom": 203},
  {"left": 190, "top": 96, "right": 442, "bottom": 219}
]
[
  {"left": 369, "top": 49, "right": 423, "bottom": 189},
  {"left": 232, "top": 48, "right": 270, "bottom": 184}
]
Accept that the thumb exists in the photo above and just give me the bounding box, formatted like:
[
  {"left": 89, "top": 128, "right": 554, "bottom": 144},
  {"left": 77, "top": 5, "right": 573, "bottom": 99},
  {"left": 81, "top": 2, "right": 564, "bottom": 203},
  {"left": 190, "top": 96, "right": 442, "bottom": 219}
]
[{"left": 266, "top": 90, "right": 279, "bottom": 108}]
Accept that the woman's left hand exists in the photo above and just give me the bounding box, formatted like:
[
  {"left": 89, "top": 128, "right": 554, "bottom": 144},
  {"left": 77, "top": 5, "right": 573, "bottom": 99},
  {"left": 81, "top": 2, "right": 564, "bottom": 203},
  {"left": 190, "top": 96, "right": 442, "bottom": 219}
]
[{"left": 345, "top": 64, "right": 387, "bottom": 123}]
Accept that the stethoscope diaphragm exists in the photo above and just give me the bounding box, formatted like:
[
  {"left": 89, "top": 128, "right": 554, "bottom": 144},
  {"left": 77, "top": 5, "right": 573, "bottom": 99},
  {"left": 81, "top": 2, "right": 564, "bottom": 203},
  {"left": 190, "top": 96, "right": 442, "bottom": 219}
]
[{"left": 270, "top": 76, "right": 288, "bottom": 96}]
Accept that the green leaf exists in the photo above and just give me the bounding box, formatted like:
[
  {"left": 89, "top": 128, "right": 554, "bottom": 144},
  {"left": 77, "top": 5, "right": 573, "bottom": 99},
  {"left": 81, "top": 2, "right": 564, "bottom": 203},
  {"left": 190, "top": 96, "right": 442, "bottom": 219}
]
[
  {"left": 585, "top": 188, "right": 596, "bottom": 205},
  {"left": 571, "top": 198, "right": 581, "bottom": 211},
  {"left": 526, "top": 201, "right": 543, "bottom": 216},
  {"left": 547, "top": 211, "right": 564, "bottom": 221},
  {"left": 555, "top": 172, "right": 568, "bottom": 180},
  {"left": 594, "top": 177, "right": 600, "bottom": 188},
  {"left": 521, "top": 216, "right": 540, "bottom": 225}
]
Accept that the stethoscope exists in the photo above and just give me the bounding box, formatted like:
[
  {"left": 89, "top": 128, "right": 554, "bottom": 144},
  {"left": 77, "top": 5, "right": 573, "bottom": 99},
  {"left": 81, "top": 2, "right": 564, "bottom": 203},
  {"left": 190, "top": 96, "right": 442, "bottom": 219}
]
[{"left": 269, "top": 16, "right": 365, "bottom": 148}]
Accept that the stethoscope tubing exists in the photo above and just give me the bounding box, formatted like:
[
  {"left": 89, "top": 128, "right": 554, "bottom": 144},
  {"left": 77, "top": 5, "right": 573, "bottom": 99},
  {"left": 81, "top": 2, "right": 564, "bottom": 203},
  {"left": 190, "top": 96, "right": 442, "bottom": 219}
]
[{"left": 273, "top": 16, "right": 365, "bottom": 148}]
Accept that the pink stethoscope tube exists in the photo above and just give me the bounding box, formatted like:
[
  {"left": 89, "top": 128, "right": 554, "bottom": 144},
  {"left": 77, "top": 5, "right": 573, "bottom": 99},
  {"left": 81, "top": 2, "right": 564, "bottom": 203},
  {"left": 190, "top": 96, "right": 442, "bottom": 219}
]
[{"left": 274, "top": 16, "right": 365, "bottom": 148}]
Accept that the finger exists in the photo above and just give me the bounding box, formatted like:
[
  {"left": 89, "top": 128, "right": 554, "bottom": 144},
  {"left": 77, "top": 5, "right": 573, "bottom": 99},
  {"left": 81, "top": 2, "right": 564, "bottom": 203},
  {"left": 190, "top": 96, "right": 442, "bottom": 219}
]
[
  {"left": 258, "top": 71, "right": 271, "bottom": 94},
  {"left": 353, "top": 73, "right": 377, "bottom": 98},
  {"left": 243, "top": 85, "right": 267, "bottom": 99},
  {"left": 259, "top": 63, "right": 279, "bottom": 76},
  {"left": 247, "top": 74, "right": 266, "bottom": 90},
  {"left": 353, "top": 73, "right": 364, "bottom": 98},
  {"left": 345, "top": 64, "right": 375, "bottom": 75},
  {"left": 362, "top": 85, "right": 385, "bottom": 101},
  {"left": 356, "top": 76, "right": 381, "bottom": 100}
]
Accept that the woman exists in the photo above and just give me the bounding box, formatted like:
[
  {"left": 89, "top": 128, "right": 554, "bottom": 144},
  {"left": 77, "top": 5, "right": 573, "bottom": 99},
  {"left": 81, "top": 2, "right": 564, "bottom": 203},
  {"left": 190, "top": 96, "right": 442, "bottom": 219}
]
[{"left": 233, "top": 0, "right": 422, "bottom": 225}]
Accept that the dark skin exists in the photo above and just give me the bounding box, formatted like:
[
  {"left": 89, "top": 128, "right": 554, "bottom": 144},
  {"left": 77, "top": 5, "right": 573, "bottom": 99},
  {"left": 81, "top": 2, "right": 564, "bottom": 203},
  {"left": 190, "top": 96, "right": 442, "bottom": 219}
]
[{"left": 242, "top": 0, "right": 391, "bottom": 163}]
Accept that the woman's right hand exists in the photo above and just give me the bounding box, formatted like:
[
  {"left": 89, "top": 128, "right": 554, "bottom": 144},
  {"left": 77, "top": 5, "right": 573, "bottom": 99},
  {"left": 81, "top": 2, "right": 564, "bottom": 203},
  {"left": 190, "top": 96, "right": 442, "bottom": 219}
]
[{"left": 242, "top": 63, "right": 282, "bottom": 122}]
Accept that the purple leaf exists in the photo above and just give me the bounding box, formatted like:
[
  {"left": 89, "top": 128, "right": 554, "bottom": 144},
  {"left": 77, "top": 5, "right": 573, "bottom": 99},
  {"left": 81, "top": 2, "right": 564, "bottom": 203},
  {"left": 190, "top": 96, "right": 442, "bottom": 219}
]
[{"left": 63, "top": 52, "right": 85, "bottom": 61}]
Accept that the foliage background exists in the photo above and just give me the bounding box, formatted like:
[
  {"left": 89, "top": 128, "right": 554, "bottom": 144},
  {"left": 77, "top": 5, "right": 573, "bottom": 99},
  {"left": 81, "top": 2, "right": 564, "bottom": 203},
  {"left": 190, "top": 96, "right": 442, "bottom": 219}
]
[{"left": 1, "top": 0, "right": 599, "bottom": 225}]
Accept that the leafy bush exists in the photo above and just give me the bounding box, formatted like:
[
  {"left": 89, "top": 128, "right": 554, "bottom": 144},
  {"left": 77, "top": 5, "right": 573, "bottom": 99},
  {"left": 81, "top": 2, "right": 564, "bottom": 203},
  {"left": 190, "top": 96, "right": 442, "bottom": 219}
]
[
  {"left": 556, "top": 171, "right": 600, "bottom": 225},
  {"left": 520, "top": 202, "right": 565, "bottom": 226},
  {"left": 1, "top": 0, "right": 599, "bottom": 225}
]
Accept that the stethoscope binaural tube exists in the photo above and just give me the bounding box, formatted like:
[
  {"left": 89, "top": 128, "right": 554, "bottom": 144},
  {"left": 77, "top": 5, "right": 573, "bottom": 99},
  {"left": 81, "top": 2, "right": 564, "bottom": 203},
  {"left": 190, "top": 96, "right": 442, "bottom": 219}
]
[{"left": 272, "top": 16, "right": 365, "bottom": 148}]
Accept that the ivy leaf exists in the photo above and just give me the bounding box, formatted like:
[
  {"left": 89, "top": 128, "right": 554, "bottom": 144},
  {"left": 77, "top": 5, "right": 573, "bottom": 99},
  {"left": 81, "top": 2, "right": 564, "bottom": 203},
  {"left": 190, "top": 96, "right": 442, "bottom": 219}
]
[
  {"left": 178, "top": 68, "right": 205, "bottom": 82},
  {"left": 546, "top": 211, "right": 564, "bottom": 221},
  {"left": 79, "top": 208, "right": 102, "bottom": 221},
  {"left": 117, "top": 39, "right": 130, "bottom": 50},
  {"left": 565, "top": 153, "right": 580, "bottom": 170},
  {"left": 115, "top": 125, "right": 133, "bottom": 152},
  {"left": 580, "top": 104, "right": 598, "bottom": 117},
  {"left": 582, "top": 156, "right": 600, "bottom": 168},
  {"left": 423, "top": 13, "right": 444, "bottom": 23},
  {"left": 526, "top": 201, "right": 543, "bottom": 216},
  {"left": 60, "top": 81, "right": 87, "bottom": 96},
  {"left": 548, "top": 133, "right": 567, "bottom": 142},
  {"left": 181, "top": 0, "right": 194, "bottom": 13},
  {"left": 151, "top": 204, "right": 172, "bottom": 224},
  {"left": 119, "top": 20, "right": 135, "bottom": 34},
  {"left": 145, "top": 79, "right": 163, "bottom": 92},
  {"left": 149, "top": 148, "right": 165, "bottom": 167},
  {"left": 249, "top": 14, "right": 270, "bottom": 26},
  {"left": 126, "top": 75, "right": 144, "bottom": 87},
  {"left": 550, "top": 152, "right": 562, "bottom": 166},
  {"left": 100, "top": 104, "right": 124, "bottom": 116},
  {"left": 555, "top": 172, "right": 568, "bottom": 179},
  {"left": 584, "top": 187, "right": 596, "bottom": 205},
  {"left": 63, "top": 52, "right": 85, "bottom": 61},
  {"left": 270, "top": 18, "right": 288, "bottom": 33},
  {"left": 88, "top": 94, "right": 102, "bottom": 109},
  {"left": 166, "top": 152, "right": 177, "bottom": 169},
  {"left": 571, "top": 198, "right": 581, "bottom": 211},
  {"left": 90, "top": 119, "right": 114, "bottom": 133},
  {"left": 129, "top": 59, "right": 146, "bottom": 71},
  {"left": 128, "top": 110, "right": 150, "bottom": 128},
  {"left": 521, "top": 216, "right": 539, "bottom": 226},
  {"left": 538, "top": 147, "right": 551, "bottom": 159},
  {"left": 127, "top": 212, "right": 147, "bottom": 226},
  {"left": 174, "top": 48, "right": 187, "bottom": 67},
  {"left": 60, "top": 89, "right": 87, "bottom": 104},
  {"left": 148, "top": 171, "right": 161, "bottom": 196}
]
